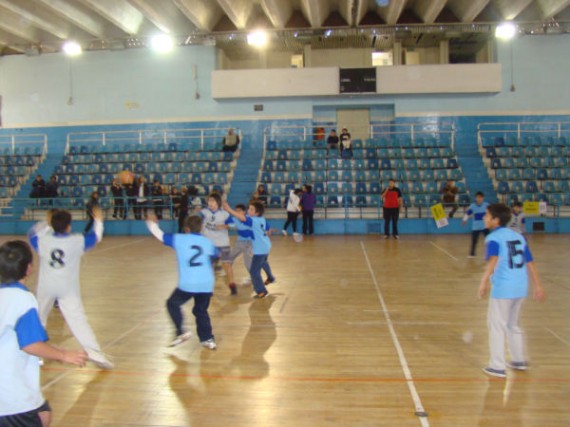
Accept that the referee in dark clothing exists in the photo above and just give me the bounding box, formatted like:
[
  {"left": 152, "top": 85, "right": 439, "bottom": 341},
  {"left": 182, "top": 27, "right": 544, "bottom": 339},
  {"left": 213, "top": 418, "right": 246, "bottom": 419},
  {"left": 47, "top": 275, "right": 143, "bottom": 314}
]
[{"left": 381, "top": 179, "right": 403, "bottom": 239}]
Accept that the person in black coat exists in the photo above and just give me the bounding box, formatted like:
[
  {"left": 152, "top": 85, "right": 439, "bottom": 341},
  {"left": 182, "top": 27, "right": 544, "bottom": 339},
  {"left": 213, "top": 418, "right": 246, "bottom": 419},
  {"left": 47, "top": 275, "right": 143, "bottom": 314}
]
[
  {"left": 151, "top": 180, "right": 164, "bottom": 220},
  {"left": 110, "top": 179, "right": 124, "bottom": 219},
  {"left": 30, "top": 175, "right": 46, "bottom": 198},
  {"left": 84, "top": 191, "right": 99, "bottom": 233},
  {"left": 124, "top": 182, "right": 137, "bottom": 220},
  {"left": 134, "top": 176, "right": 150, "bottom": 220}
]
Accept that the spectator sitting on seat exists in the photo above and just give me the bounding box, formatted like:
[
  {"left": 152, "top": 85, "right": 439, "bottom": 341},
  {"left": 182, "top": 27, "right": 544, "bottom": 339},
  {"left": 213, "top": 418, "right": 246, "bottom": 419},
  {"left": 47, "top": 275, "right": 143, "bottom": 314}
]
[
  {"left": 326, "top": 130, "right": 339, "bottom": 155},
  {"left": 252, "top": 184, "right": 268, "bottom": 206},
  {"left": 45, "top": 175, "right": 59, "bottom": 199},
  {"left": 339, "top": 128, "right": 353, "bottom": 159},
  {"left": 30, "top": 175, "right": 46, "bottom": 198},
  {"left": 222, "top": 128, "right": 240, "bottom": 152},
  {"left": 441, "top": 180, "right": 459, "bottom": 218}
]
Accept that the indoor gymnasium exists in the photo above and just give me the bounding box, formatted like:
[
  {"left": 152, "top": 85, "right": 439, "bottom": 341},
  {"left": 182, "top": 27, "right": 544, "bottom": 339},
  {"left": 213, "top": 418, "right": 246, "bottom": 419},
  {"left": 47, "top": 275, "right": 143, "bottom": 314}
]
[{"left": 0, "top": 1, "right": 569, "bottom": 426}]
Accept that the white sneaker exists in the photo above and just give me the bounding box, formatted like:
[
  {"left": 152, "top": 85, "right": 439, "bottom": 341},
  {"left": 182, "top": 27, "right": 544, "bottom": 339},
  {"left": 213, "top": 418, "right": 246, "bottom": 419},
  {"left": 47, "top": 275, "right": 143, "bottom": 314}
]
[
  {"left": 217, "top": 269, "right": 227, "bottom": 277},
  {"left": 467, "top": 255, "right": 475, "bottom": 259},
  {"left": 200, "top": 338, "right": 217, "bottom": 350},
  {"left": 281, "top": 230, "right": 287, "bottom": 236},
  {"left": 241, "top": 277, "right": 252, "bottom": 285},
  {"left": 87, "top": 349, "right": 114, "bottom": 369},
  {"left": 169, "top": 331, "right": 193, "bottom": 347}
]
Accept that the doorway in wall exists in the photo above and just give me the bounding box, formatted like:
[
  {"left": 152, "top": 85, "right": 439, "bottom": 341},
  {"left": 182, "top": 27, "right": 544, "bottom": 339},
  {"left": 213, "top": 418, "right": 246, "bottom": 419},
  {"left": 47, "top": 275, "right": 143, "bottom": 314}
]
[{"left": 336, "top": 109, "right": 370, "bottom": 141}]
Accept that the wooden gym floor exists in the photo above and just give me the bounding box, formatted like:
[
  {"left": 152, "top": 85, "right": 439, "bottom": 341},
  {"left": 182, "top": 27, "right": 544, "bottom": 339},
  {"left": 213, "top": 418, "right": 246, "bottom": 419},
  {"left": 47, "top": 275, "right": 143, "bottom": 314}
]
[{"left": 3, "top": 232, "right": 569, "bottom": 427}]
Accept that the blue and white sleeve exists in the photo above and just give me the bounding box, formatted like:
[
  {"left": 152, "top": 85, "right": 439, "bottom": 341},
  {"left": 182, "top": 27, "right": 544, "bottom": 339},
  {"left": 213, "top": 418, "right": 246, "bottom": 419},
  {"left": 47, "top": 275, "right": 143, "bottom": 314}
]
[
  {"left": 15, "top": 308, "right": 48, "bottom": 349},
  {"left": 27, "top": 221, "right": 51, "bottom": 252},
  {"left": 146, "top": 220, "right": 165, "bottom": 243},
  {"left": 485, "top": 240, "right": 500, "bottom": 260}
]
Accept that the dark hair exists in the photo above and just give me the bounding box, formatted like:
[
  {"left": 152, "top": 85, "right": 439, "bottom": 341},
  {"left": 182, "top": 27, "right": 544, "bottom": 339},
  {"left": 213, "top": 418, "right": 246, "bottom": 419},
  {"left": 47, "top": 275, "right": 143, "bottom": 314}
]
[
  {"left": 389, "top": 179, "right": 395, "bottom": 183},
  {"left": 304, "top": 185, "right": 313, "bottom": 193},
  {"left": 476, "top": 192, "right": 484, "bottom": 197},
  {"left": 250, "top": 201, "right": 265, "bottom": 216},
  {"left": 487, "top": 203, "right": 512, "bottom": 227},
  {"left": 184, "top": 215, "right": 203, "bottom": 233},
  {"left": 235, "top": 204, "right": 247, "bottom": 212},
  {"left": 188, "top": 186, "right": 198, "bottom": 196},
  {"left": 513, "top": 201, "right": 523, "bottom": 208},
  {"left": 294, "top": 188, "right": 303, "bottom": 195},
  {"left": 0, "top": 240, "right": 33, "bottom": 283},
  {"left": 51, "top": 210, "right": 72, "bottom": 233},
  {"left": 208, "top": 192, "right": 222, "bottom": 208}
]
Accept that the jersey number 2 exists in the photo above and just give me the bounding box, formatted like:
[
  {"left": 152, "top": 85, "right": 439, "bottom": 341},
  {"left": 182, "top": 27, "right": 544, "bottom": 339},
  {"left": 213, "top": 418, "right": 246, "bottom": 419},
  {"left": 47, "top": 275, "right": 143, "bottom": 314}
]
[
  {"left": 507, "top": 240, "right": 524, "bottom": 269},
  {"left": 188, "top": 245, "right": 203, "bottom": 267}
]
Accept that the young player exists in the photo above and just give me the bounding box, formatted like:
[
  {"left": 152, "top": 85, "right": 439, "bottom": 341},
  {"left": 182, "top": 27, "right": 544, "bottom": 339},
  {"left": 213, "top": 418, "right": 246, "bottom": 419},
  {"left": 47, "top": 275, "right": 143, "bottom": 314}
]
[
  {"left": 146, "top": 214, "right": 218, "bottom": 349},
  {"left": 199, "top": 192, "right": 237, "bottom": 295},
  {"left": 478, "top": 203, "right": 545, "bottom": 378},
  {"left": 508, "top": 202, "right": 526, "bottom": 235},
  {"left": 223, "top": 200, "right": 275, "bottom": 299},
  {"left": 0, "top": 240, "right": 87, "bottom": 426},
  {"left": 28, "top": 208, "right": 114, "bottom": 369},
  {"left": 462, "top": 191, "right": 489, "bottom": 257}
]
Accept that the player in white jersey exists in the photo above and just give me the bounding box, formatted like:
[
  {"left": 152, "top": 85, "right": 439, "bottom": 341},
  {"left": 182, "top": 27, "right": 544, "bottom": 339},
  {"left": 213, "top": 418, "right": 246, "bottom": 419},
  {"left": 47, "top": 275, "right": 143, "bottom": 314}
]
[
  {"left": 199, "top": 192, "right": 237, "bottom": 295},
  {"left": 28, "top": 208, "right": 114, "bottom": 369},
  {"left": 508, "top": 202, "right": 526, "bottom": 234}
]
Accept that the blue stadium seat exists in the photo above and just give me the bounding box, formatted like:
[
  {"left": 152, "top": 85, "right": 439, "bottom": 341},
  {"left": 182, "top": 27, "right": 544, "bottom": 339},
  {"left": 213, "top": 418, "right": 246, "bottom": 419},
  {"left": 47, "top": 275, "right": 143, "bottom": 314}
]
[
  {"left": 495, "top": 169, "right": 507, "bottom": 181},
  {"left": 356, "top": 195, "right": 367, "bottom": 207},
  {"left": 368, "top": 170, "right": 380, "bottom": 181},
  {"left": 302, "top": 160, "right": 313, "bottom": 171},
  {"left": 269, "top": 196, "right": 282, "bottom": 207},
  {"left": 526, "top": 181, "right": 538, "bottom": 193},
  {"left": 422, "top": 170, "right": 435, "bottom": 181},
  {"left": 327, "top": 196, "right": 339, "bottom": 207},
  {"left": 380, "top": 158, "right": 391, "bottom": 170},
  {"left": 328, "top": 183, "right": 339, "bottom": 194},
  {"left": 314, "top": 182, "right": 325, "bottom": 195},
  {"left": 507, "top": 169, "right": 521, "bottom": 180},
  {"left": 450, "top": 169, "right": 463, "bottom": 180},
  {"left": 543, "top": 181, "right": 556, "bottom": 193},
  {"left": 425, "top": 182, "right": 437, "bottom": 194},
  {"left": 408, "top": 170, "right": 421, "bottom": 181},
  {"left": 485, "top": 147, "right": 496, "bottom": 158},
  {"left": 435, "top": 169, "right": 448, "bottom": 181},
  {"left": 367, "top": 159, "right": 379, "bottom": 170},
  {"left": 497, "top": 181, "right": 510, "bottom": 194}
]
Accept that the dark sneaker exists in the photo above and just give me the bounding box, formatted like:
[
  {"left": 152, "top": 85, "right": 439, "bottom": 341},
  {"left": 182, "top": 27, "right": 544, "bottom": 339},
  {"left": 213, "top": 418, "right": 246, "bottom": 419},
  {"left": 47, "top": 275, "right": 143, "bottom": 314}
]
[
  {"left": 508, "top": 361, "right": 529, "bottom": 371},
  {"left": 229, "top": 283, "right": 237, "bottom": 295},
  {"left": 264, "top": 278, "right": 276, "bottom": 286},
  {"left": 482, "top": 367, "right": 506, "bottom": 378}
]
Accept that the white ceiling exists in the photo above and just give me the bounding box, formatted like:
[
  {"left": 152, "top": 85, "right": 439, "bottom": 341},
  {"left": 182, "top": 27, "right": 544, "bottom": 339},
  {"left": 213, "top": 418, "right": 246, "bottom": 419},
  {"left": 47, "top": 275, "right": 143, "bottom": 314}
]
[{"left": 0, "top": 0, "right": 568, "bottom": 56}]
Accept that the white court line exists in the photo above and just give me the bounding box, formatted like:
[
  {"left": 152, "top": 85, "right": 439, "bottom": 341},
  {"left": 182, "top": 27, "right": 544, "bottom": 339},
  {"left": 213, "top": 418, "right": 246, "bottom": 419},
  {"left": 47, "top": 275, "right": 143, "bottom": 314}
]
[
  {"left": 42, "top": 309, "right": 161, "bottom": 391},
  {"left": 429, "top": 241, "right": 459, "bottom": 262},
  {"left": 92, "top": 237, "right": 147, "bottom": 254},
  {"left": 545, "top": 327, "right": 570, "bottom": 347},
  {"left": 360, "top": 241, "right": 430, "bottom": 427}
]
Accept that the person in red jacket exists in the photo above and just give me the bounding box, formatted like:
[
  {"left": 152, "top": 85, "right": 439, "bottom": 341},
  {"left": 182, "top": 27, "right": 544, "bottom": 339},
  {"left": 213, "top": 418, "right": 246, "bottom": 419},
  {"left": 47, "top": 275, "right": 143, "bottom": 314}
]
[{"left": 381, "top": 179, "right": 402, "bottom": 239}]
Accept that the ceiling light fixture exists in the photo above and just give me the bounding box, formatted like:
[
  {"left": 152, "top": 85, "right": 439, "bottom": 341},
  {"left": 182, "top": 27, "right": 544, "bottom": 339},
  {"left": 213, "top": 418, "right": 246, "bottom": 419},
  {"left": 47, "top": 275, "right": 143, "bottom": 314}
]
[
  {"left": 247, "top": 30, "right": 268, "bottom": 47},
  {"left": 62, "top": 41, "right": 82, "bottom": 56},
  {"left": 150, "top": 34, "right": 174, "bottom": 53},
  {"left": 495, "top": 22, "right": 516, "bottom": 40}
]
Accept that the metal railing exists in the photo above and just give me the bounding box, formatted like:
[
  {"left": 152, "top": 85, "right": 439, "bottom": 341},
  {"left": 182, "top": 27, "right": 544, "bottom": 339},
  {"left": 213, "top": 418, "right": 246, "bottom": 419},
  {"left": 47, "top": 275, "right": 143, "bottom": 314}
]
[{"left": 0, "top": 133, "right": 48, "bottom": 156}]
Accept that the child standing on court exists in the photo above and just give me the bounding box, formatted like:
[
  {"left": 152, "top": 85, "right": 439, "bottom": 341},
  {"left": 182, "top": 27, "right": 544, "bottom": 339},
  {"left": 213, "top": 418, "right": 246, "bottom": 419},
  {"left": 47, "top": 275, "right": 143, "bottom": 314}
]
[
  {"left": 478, "top": 203, "right": 545, "bottom": 378},
  {"left": 146, "top": 214, "right": 218, "bottom": 349},
  {"left": 282, "top": 188, "right": 302, "bottom": 236},
  {"left": 223, "top": 200, "right": 275, "bottom": 299},
  {"left": 0, "top": 240, "right": 87, "bottom": 426},
  {"left": 199, "top": 192, "right": 237, "bottom": 295},
  {"left": 508, "top": 202, "right": 526, "bottom": 235},
  {"left": 28, "top": 208, "right": 114, "bottom": 369},
  {"left": 462, "top": 191, "right": 489, "bottom": 257}
]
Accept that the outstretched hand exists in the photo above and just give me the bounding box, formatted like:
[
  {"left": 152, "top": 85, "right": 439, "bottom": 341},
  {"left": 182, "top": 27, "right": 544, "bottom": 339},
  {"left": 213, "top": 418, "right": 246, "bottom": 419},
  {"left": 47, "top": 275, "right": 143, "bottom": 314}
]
[
  {"left": 146, "top": 212, "right": 157, "bottom": 223},
  {"left": 62, "top": 349, "right": 88, "bottom": 367},
  {"left": 92, "top": 206, "right": 103, "bottom": 222}
]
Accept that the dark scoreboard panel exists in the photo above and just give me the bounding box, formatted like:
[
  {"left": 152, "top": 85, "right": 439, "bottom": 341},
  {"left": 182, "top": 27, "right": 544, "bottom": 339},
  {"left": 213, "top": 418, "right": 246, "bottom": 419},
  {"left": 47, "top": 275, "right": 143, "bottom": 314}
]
[{"left": 339, "top": 68, "right": 376, "bottom": 93}]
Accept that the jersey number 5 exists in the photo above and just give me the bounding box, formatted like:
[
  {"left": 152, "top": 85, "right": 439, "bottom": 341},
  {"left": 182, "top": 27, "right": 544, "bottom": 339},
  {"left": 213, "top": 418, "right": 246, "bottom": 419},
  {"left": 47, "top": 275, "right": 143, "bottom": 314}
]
[
  {"left": 188, "top": 245, "right": 203, "bottom": 267},
  {"left": 507, "top": 240, "right": 524, "bottom": 269}
]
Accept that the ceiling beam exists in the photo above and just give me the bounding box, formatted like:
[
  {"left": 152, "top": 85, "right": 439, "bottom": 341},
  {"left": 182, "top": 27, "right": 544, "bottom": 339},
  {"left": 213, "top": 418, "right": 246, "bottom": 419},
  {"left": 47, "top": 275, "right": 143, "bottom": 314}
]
[
  {"left": 376, "top": 0, "right": 407, "bottom": 25},
  {"left": 128, "top": 0, "right": 195, "bottom": 35},
  {"left": 413, "top": 0, "right": 448, "bottom": 23},
  {"left": 536, "top": 0, "right": 570, "bottom": 18},
  {"left": 447, "top": 0, "right": 491, "bottom": 22},
  {"left": 78, "top": 0, "right": 150, "bottom": 35},
  {"left": 34, "top": 0, "right": 122, "bottom": 39},
  {"left": 172, "top": 0, "right": 223, "bottom": 32},
  {"left": 0, "top": 28, "right": 27, "bottom": 53},
  {"left": 260, "top": 0, "right": 294, "bottom": 29},
  {"left": 0, "top": 5, "right": 59, "bottom": 45},
  {"left": 0, "top": 0, "right": 87, "bottom": 40},
  {"left": 492, "top": 0, "right": 534, "bottom": 20},
  {"left": 338, "top": 0, "right": 369, "bottom": 26},
  {"left": 299, "top": 0, "right": 332, "bottom": 28},
  {"left": 216, "top": 0, "right": 255, "bottom": 30}
]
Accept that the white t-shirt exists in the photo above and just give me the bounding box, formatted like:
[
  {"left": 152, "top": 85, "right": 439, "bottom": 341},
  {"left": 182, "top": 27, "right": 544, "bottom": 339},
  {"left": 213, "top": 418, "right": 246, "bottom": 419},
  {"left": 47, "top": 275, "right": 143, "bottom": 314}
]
[
  {"left": 199, "top": 208, "right": 233, "bottom": 247},
  {"left": 286, "top": 191, "right": 301, "bottom": 213}
]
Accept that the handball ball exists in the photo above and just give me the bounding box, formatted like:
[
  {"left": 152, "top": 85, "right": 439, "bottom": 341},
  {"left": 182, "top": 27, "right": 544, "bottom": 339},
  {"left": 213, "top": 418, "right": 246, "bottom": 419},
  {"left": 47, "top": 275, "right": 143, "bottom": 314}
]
[{"left": 119, "top": 170, "right": 134, "bottom": 185}]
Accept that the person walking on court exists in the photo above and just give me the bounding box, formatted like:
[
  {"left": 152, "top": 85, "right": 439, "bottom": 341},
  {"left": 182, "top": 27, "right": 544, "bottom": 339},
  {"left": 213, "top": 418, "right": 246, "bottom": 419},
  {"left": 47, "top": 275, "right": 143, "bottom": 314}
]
[
  {"left": 146, "top": 214, "right": 218, "bottom": 350},
  {"left": 462, "top": 191, "right": 489, "bottom": 257},
  {"left": 441, "top": 180, "right": 459, "bottom": 218},
  {"left": 478, "top": 203, "right": 545, "bottom": 378},
  {"left": 28, "top": 208, "right": 114, "bottom": 369},
  {"left": 282, "top": 188, "right": 302, "bottom": 236},
  {"left": 301, "top": 184, "right": 316, "bottom": 235},
  {"left": 381, "top": 179, "right": 402, "bottom": 239}
]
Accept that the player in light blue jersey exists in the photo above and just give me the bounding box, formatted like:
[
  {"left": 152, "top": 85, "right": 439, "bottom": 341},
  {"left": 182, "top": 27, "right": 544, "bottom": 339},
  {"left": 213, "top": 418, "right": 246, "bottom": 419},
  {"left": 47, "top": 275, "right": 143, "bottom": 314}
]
[
  {"left": 462, "top": 191, "right": 490, "bottom": 257},
  {"left": 478, "top": 203, "right": 545, "bottom": 379},
  {"left": 146, "top": 214, "right": 219, "bottom": 349},
  {"left": 223, "top": 201, "right": 275, "bottom": 299}
]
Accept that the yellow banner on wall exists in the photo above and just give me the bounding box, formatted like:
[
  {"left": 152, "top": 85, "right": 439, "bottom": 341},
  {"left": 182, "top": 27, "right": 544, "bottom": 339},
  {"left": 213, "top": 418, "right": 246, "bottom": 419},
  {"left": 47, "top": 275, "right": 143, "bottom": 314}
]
[{"left": 523, "top": 201, "right": 540, "bottom": 216}]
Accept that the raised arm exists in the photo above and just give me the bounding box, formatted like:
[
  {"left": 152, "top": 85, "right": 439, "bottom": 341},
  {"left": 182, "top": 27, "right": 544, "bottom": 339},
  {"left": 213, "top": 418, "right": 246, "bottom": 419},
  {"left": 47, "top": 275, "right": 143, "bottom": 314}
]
[
  {"left": 145, "top": 212, "right": 164, "bottom": 242},
  {"left": 222, "top": 201, "right": 246, "bottom": 222}
]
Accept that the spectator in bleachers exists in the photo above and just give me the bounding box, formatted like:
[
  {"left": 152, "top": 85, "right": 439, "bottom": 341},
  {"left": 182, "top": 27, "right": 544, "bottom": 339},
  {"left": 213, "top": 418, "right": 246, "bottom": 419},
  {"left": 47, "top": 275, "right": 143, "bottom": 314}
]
[
  {"left": 110, "top": 179, "right": 124, "bottom": 219},
  {"left": 381, "top": 179, "right": 402, "bottom": 239},
  {"left": 252, "top": 184, "right": 268, "bottom": 206},
  {"left": 84, "top": 191, "right": 99, "bottom": 234},
  {"left": 301, "top": 184, "right": 316, "bottom": 235},
  {"left": 441, "top": 180, "right": 459, "bottom": 218},
  {"left": 134, "top": 176, "right": 150, "bottom": 220},
  {"left": 339, "top": 128, "right": 353, "bottom": 159},
  {"left": 222, "top": 128, "right": 240, "bottom": 152},
  {"left": 151, "top": 179, "right": 164, "bottom": 220},
  {"left": 282, "top": 188, "right": 302, "bottom": 236},
  {"left": 170, "top": 187, "right": 181, "bottom": 219},
  {"left": 30, "top": 174, "right": 46, "bottom": 198},
  {"left": 326, "top": 130, "right": 339, "bottom": 155},
  {"left": 124, "top": 182, "right": 137, "bottom": 220},
  {"left": 45, "top": 175, "right": 59, "bottom": 199}
]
